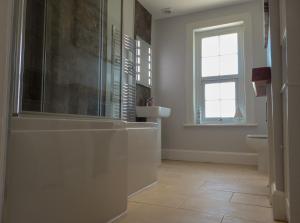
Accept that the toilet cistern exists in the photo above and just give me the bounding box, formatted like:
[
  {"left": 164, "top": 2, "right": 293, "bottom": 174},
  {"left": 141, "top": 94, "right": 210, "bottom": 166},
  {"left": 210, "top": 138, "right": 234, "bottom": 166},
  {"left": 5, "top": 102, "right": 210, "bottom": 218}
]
[{"left": 246, "top": 135, "right": 269, "bottom": 174}]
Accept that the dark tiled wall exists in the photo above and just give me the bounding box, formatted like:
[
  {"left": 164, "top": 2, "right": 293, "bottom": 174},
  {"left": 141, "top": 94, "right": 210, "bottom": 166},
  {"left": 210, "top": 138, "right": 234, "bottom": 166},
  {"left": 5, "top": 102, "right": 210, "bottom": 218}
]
[
  {"left": 136, "top": 84, "right": 151, "bottom": 122},
  {"left": 135, "top": 0, "right": 152, "bottom": 44},
  {"left": 22, "top": 0, "right": 45, "bottom": 111},
  {"left": 43, "top": 0, "right": 102, "bottom": 116},
  {"left": 22, "top": 0, "right": 106, "bottom": 116},
  {"left": 136, "top": 84, "right": 151, "bottom": 106},
  {"left": 135, "top": 0, "right": 152, "bottom": 116}
]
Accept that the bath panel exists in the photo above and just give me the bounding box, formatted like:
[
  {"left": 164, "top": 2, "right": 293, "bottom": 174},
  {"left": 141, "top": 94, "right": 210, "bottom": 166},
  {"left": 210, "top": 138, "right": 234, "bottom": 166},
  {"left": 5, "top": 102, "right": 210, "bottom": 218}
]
[
  {"left": 127, "top": 122, "right": 159, "bottom": 196},
  {"left": 5, "top": 126, "right": 128, "bottom": 223}
]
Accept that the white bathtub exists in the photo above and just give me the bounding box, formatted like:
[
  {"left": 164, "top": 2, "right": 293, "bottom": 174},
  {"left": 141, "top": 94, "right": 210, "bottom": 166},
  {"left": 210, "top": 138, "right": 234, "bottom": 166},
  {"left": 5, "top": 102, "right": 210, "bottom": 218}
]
[
  {"left": 5, "top": 116, "right": 159, "bottom": 223},
  {"left": 5, "top": 116, "right": 128, "bottom": 223},
  {"left": 126, "top": 122, "right": 159, "bottom": 196},
  {"left": 10, "top": 115, "right": 126, "bottom": 130}
]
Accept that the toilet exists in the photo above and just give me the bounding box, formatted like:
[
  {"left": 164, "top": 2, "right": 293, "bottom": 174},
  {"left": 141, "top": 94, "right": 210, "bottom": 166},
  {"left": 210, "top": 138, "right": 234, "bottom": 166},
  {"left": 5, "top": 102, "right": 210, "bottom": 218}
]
[{"left": 246, "top": 135, "right": 269, "bottom": 174}]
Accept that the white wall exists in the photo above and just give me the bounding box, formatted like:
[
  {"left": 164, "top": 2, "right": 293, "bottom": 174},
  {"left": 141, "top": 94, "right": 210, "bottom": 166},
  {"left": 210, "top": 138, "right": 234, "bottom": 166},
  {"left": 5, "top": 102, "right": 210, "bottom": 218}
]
[
  {"left": 0, "top": 0, "right": 14, "bottom": 221},
  {"left": 282, "top": 0, "right": 300, "bottom": 222},
  {"left": 153, "top": 1, "right": 268, "bottom": 158}
]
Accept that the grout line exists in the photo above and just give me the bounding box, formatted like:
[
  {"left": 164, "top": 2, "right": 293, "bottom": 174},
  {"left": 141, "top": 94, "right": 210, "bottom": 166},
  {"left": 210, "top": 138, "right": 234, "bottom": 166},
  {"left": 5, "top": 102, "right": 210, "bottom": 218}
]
[
  {"left": 128, "top": 181, "right": 158, "bottom": 199},
  {"left": 228, "top": 193, "right": 272, "bottom": 208},
  {"left": 176, "top": 195, "right": 189, "bottom": 209},
  {"left": 130, "top": 200, "right": 224, "bottom": 220},
  {"left": 220, "top": 215, "right": 225, "bottom": 223},
  {"left": 199, "top": 180, "right": 208, "bottom": 187},
  {"left": 205, "top": 187, "right": 268, "bottom": 197},
  {"left": 229, "top": 200, "right": 272, "bottom": 209},
  {"left": 224, "top": 215, "right": 263, "bottom": 223},
  {"left": 229, "top": 192, "right": 235, "bottom": 202},
  {"left": 129, "top": 200, "right": 180, "bottom": 209},
  {"left": 176, "top": 206, "right": 224, "bottom": 220}
]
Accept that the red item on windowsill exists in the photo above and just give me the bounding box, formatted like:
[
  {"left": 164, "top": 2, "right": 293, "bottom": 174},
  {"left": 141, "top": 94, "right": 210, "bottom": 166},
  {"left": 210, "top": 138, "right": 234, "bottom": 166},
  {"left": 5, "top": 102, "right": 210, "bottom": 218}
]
[{"left": 252, "top": 67, "right": 271, "bottom": 97}]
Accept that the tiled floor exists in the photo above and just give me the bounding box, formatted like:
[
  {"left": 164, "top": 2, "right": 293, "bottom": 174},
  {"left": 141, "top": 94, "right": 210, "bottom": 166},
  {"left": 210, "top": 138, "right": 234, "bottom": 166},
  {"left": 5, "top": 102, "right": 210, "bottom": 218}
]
[{"left": 116, "top": 161, "right": 284, "bottom": 223}]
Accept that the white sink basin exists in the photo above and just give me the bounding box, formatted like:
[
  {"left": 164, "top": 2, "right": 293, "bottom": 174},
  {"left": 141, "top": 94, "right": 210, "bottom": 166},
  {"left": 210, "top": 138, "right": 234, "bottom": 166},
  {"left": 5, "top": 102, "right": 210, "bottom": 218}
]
[{"left": 136, "top": 106, "right": 171, "bottom": 118}]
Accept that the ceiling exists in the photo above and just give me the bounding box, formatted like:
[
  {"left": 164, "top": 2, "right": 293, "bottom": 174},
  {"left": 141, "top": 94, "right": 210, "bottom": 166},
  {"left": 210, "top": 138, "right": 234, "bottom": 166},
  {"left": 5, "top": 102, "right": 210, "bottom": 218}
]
[{"left": 138, "top": 0, "right": 254, "bottom": 19}]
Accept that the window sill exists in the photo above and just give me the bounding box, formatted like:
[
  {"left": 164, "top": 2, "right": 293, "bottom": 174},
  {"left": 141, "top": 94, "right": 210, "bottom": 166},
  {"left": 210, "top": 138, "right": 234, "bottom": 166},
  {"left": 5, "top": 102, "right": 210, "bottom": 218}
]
[{"left": 184, "top": 123, "right": 258, "bottom": 128}]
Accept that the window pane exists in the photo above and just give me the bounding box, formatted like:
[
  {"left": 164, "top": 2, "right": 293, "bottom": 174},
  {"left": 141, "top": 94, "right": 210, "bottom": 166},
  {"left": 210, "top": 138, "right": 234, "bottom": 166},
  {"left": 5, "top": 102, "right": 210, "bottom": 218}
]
[
  {"left": 205, "top": 101, "right": 220, "bottom": 118},
  {"left": 205, "top": 83, "right": 219, "bottom": 100},
  {"left": 220, "top": 82, "right": 235, "bottom": 100},
  {"left": 220, "top": 54, "right": 238, "bottom": 75},
  {"left": 202, "top": 57, "right": 219, "bottom": 77},
  {"left": 221, "top": 100, "right": 236, "bottom": 118},
  {"left": 220, "top": 33, "right": 238, "bottom": 55},
  {"left": 202, "top": 36, "right": 219, "bottom": 57},
  {"left": 204, "top": 82, "right": 236, "bottom": 119}
]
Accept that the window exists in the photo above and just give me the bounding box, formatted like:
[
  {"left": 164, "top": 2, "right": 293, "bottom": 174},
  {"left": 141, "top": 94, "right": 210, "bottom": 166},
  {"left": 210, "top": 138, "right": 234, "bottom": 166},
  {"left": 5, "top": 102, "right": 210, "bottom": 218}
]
[
  {"left": 136, "top": 37, "right": 152, "bottom": 87},
  {"left": 195, "top": 25, "right": 245, "bottom": 124}
]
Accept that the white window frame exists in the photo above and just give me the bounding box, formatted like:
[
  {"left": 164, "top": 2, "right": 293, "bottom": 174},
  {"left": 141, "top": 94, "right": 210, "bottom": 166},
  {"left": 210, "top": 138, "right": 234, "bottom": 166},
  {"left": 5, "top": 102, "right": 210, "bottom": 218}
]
[{"left": 195, "top": 25, "right": 246, "bottom": 124}]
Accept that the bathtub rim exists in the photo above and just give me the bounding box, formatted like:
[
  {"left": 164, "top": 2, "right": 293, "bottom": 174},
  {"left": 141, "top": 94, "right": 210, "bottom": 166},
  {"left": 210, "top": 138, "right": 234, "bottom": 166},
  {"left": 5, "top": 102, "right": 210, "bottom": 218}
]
[{"left": 11, "top": 115, "right": 159, "bottom": 131}]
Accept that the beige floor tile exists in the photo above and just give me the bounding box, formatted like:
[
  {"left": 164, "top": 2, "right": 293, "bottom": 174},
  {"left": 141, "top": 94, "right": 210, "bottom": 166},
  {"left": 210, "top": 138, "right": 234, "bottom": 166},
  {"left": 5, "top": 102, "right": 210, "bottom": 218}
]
[
  {"left": 127, "top": 202, "right": 142, "bottom": 211},
  {"left": 141, "top": 181, "right": 232, "bottom": 202},
  {"left": 147, "top": 184, "right": 233, "bottom": 201},
  {"left": 139, "top": 181, "right": 233, "bottom": 201},
  {"left": 227, "top": 203, "right": 274, "bottom": 222},
  {"left": 119, "top": 161, "right": 276, "bottom": 223},
  {"left": 202, "top": 181, "right": 269, "bottom": 195},
  {"left": 191, "top": 189, "right": 233, "bottom": 201},
  {"left": 116, "top": 202, "right": 222, "bottom": 223},
  {"left": 159, "top": 175, "right": 205, "bottom": 186},
  {"left": 158, "top": 173, "right": 206, "bottom": 185},
  {"left": 222, "top": 216, "right": 279, "bottom": 223},
  {"left": 231, "top": 193, "right": 271, "bottom": 207},
  {"left": 180, "top": 197, "right": 274, "bottom": 222},
  {"left": 129, "top": 190, "right": 187, "bottom": 208},
  {"left": 147, "top": 182, "right": 205, "bottom": 195},
  {"left": 237, "top": 178, "right": 269, "bottom": 187},
  {"left": 179, "top": 197, "right": 234, "bottom": 216}
]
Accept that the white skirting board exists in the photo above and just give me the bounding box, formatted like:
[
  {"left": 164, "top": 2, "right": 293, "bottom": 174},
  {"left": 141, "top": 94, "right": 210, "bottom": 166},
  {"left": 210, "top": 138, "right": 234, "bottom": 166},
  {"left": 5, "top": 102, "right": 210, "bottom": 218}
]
[
  {"left": 128, "top": 181, "right": 158, "bottom": 199},
  {"left": 162, "top": 149, "right": 258, "bottom": 166},
  {"left": 271, "top": 183, "right": 287, "bottom": 221},
  {"left": 286, "top": 198, "right": 290, "bottom": 222},
  {"left": 107, "top": 210, "right": 128, "bottom": 223}
]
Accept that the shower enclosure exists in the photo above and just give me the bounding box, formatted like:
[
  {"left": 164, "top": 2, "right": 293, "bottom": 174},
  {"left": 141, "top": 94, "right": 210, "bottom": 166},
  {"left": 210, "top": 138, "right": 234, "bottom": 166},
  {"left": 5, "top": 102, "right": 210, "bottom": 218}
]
[{"left": 12, "top": 0, "right": 123, "bottom": 119}]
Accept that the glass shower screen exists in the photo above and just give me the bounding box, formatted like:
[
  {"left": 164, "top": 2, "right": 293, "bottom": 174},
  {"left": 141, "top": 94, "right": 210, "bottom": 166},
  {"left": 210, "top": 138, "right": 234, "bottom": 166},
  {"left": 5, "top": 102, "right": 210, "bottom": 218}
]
[{"left": 14, "top": 0, "right": 123, "bottom": 118}]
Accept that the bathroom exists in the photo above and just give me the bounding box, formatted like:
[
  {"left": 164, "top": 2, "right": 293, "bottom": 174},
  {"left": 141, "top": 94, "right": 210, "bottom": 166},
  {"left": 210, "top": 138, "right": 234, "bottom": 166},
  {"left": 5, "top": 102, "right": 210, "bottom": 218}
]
[{"left": 0, "top": 0, "right": 298, "bottom": 223}]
